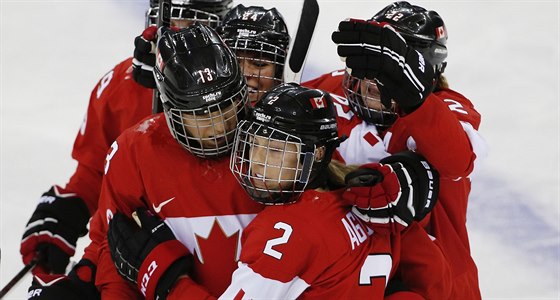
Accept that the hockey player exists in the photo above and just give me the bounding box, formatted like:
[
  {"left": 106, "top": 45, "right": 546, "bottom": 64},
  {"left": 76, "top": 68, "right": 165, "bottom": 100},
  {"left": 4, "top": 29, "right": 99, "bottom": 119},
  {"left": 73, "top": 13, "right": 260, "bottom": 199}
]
[
  {"left": 91, "top": 24, "right": 262, "bottom": 299},
  {"left": 217, "top": 5, "right": 290, "bottom": 103},
  {"left": 304, "top": 2, "right": 487, "bottom": 299},
  {"left": 106, "top": 83, "right": 452, "bottom": 299},
  {"left": 20, "top": 0, "right": 234, "bottom": 278}
]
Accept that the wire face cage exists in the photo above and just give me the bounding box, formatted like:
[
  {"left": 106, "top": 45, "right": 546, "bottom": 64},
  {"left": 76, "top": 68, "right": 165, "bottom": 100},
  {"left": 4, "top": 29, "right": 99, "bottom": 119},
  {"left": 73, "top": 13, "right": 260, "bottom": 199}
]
[{"left": 230, "top": 120, "right": 315, "bottom": 205}]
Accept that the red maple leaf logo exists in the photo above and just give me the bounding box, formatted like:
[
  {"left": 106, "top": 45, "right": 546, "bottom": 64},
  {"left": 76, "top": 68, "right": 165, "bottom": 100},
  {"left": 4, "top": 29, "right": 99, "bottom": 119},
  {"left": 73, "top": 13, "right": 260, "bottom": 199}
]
[{"left": 192, "top": 218, "right": 241, "bottom": 296}]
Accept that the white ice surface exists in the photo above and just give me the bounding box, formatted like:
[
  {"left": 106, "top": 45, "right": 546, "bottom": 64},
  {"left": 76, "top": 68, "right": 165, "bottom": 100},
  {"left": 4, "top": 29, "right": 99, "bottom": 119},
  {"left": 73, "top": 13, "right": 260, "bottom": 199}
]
[{"left": 1, "top": 1, "right": 558, "bottom": 299}]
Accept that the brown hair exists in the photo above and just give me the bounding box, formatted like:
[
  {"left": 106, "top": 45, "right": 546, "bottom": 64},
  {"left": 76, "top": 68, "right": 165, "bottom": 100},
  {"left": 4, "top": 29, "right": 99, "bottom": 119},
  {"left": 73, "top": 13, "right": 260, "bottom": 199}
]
[
  {"left": 326, "top": 160, "right": 359, "bottom": 189},
  {"left": 436, "top": 74, "right": 449, "bottom": 90}
]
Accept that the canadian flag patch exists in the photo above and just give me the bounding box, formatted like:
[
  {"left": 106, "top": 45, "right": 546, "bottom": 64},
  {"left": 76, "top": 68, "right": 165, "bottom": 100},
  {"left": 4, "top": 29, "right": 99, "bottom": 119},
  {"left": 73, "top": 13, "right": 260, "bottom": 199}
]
[
  {"left": 436, "top": 26, "right": 446, "bottom": 39},
  {"left": 310, "top": 96, "right": 325, "bottom": 109}
]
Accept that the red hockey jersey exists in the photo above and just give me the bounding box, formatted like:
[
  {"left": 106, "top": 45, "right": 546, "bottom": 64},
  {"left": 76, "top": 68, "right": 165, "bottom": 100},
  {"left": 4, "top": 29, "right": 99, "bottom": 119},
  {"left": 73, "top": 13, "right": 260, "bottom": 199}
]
[
  {"left": 221, "top": 189, "right": 393, "bottom": 299},
  {"left": 93, "top": 114, "right": 265, "bottom": 299},
  {"left": 303, "top": 70, "right": 486, "bottom": 300},
  {"left": 67, "top": 57, "right": 152, "bottom": 215}
]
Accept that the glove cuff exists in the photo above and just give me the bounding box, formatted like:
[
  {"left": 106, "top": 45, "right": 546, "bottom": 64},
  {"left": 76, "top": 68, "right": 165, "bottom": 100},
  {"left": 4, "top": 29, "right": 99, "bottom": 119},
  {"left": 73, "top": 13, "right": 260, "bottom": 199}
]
[{"left": 137, "top": 240, "right": 190, "bottom": 300}]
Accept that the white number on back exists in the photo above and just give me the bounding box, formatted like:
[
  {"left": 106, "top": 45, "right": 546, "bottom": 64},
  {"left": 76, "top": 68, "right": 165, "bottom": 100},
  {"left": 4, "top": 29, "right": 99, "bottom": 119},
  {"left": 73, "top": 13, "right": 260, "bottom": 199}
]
[
  {"left": 359, "top": 254, "right": 392, "bottom": 286},
  {"left": 96, "top": 70, "right": 114, "bottom": 99},
  {"left": 104, "top": 141, "right": 119, "bottom": 174},
  {"left": 263, "top": 222, "right": 293, "bottom": 260},
  {"left": 443, "top": 99, "right": 468, "bottom": 115}
]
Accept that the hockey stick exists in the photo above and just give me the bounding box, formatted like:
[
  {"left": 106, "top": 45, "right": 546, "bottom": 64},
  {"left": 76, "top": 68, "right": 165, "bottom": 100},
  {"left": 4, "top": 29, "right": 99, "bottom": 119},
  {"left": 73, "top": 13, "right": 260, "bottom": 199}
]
[
  {"left": 0, "top": 257, "right": 39, "bottom": 299},
  {"left": 283, "top": 0, "right": 320, "bottom": 84},
  {"left": 152, "top": 0, "right": 172, "bottom": 114}
]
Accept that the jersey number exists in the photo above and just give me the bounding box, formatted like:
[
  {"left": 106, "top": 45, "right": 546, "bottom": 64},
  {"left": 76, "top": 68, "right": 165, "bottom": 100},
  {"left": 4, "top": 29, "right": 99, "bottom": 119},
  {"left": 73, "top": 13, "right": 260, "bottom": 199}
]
[
  {"left": 104, "top": 141, "right": 119, "bottom": 174},
  {"left": 359, "top": 254, "right": 392, "bottom": 286},
  {"left": 263, "top": 222, "right": 293, "bottom": 260},
  {"left": 96, "top": 70, "right": 114, "bottom": 99},
  {"left": 443, "top": 99, "right": 468, "bottom": 115}
]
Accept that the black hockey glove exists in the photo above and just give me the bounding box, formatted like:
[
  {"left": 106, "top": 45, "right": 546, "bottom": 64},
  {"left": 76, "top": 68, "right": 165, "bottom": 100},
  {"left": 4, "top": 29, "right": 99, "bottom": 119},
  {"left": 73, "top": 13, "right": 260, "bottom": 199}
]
[
  {"left": 108, "top": 208, "right": 193, "bottom": 300},
  {"left": 343, "top": 151, "right": 439, "bottom": 233},
  {"left": 332, "top": 19, "right": 435, "bottom": 113},
  {"left": 20, "top": 186, "right": 90, "bottom": 275},
  {"left": 133, "top": 26, "right": 158, "bottom": 89},
  {"left": 27, "top": 259, "right": 100, "bottom": 300}
]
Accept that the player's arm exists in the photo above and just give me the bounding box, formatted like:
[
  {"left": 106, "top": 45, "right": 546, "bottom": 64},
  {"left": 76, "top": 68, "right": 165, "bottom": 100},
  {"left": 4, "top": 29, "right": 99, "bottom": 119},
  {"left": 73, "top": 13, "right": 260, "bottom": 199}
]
[
  {"left": 94, "top": 133, "right": 154, "bottom": 299},
  {"left": 20, "top": 60, "right": 126, "bottom": 274},
  {"left": 393, "top": 93, "right": 478, "bottom": 179},
  {"left": 391, "top": 222, "right": 452, "bottom": 300}
]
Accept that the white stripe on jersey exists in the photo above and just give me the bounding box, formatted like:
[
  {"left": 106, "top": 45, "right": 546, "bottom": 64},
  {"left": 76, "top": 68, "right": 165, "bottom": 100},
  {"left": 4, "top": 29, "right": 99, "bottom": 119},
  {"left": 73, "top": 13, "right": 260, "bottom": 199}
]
[
  {"left": 219, "top": 262, "right": 310, "bottom": 300},
  {"left": 459, "top": 121, "right": 488, "bottom": 178}
]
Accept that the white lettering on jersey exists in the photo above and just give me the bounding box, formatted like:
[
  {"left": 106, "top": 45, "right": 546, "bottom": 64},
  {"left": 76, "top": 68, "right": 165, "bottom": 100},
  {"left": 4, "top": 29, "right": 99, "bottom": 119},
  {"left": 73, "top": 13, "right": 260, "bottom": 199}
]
[
  {"left": 342, "top": 212, "right": 368, "bottom": 250},
  {"left": 104, "top": 141, "right": 119, "bottom": 174},
  {"left": 359, "top": 254, "right": 392, "bottom": 286},
  {"left": 443, "top": 99, "right": 468, "bottom": 115},
  {"left": 263, "top": 222, "right": 293, "bottom": 260},
  {"left": 96, "top": 70, "right": 114, "bottom": 99},
  {"left": 330, "top": 94, "right": 354, "bottom": 120}
]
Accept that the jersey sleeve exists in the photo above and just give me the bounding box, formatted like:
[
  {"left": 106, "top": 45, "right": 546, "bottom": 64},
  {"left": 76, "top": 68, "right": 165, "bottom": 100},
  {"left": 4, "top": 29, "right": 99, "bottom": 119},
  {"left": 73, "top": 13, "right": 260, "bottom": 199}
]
[
  {"left": 302, "top": 69, "right": 346, "bottom": 97},
  {"left": 386, "top": 93, "right": 480, "bottom": 179},
  {"left": 63, "top": 59, "right": 133, "bottom": 214},
  {"left": 92, "top": 131, "right": 148, "bottom": 299},
  {"left": 395, "top": 222, "right": 452, "bottom": 300}
]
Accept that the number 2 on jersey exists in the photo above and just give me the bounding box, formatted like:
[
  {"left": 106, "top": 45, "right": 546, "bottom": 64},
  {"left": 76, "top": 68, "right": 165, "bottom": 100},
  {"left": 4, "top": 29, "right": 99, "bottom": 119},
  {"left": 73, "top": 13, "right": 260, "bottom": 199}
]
[{"left": 263, "top": 222, "right": 293, "bottom": 260}]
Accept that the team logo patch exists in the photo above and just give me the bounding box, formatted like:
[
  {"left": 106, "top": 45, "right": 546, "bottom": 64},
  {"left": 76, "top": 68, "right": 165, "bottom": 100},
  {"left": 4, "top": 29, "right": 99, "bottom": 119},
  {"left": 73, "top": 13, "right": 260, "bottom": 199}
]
[
  {"left": 310, "top": 96, "right": 325, "bottom": 109},
  {"left": 436, "top": 26, "right": 446, "bottom": 39}
]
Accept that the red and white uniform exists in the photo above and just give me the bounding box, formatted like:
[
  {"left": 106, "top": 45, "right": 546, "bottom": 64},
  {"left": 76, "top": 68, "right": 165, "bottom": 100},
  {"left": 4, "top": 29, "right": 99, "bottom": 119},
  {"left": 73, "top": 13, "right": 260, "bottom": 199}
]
[
  {"left": 222, "top": 190, "right": 392, "bottom": 299},
  {"left": 93, "top": 114, "right": 264, "bottom": 299},
  {"left": 303, "top": 70, "right": 487, "bottom": 300},
  {"left": 64, "top": 57, "right": 152, "bottom": 215}
]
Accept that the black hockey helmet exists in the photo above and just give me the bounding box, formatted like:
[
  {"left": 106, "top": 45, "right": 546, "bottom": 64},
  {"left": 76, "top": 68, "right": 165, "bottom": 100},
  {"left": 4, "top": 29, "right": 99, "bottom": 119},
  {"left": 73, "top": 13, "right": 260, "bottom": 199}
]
[
  {"left": 217, "top": 5, "right": 290, "bottom": 102},
  {"left": 371, "top": 1, "right": 448, "bottom": 75},
  {"left": 146, "top": 0, "right": 233, "bottom": 28},
  {"left": 154, "top": 23, "right": 248, "bottom": 157},
  {"left": 343, "top": 2, "right": 448, "bottom": 129},
  {"left": 230, "top": 83, "right": 341, "bottom": 205}
]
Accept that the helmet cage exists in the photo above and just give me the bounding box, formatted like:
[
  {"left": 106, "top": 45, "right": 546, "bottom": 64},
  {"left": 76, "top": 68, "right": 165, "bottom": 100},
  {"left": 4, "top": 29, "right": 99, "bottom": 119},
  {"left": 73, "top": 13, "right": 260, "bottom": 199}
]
[
  {"left": 146, "top": 6, "right": 221, "bottom": 28},
  {"left": 163, "top": 86, "right": 248, "bottom": 158},
  {"left": 230, "top": 120, "right": 315, "bottom": 205},
  {"left": 226, "top": 37, "right": 286, "bottom": 101},
  {"left": 342, "top": 71, "right": 398, "bottom": 128}
]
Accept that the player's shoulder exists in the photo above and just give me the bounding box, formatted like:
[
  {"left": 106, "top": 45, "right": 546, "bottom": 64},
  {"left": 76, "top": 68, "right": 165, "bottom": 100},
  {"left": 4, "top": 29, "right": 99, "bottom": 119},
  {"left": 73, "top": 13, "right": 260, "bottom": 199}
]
[
  {"left": 116, "top": 113, "right": 169, "bottom": 147},
  {"left": 303, "top": 69, "right": 345, "bottom": 91},
  {"left": 434, "top": 88, "right": 475, "bottom": 108},
  {"left": 92, "top": 57, "right": 148, "bottom": 102},
  {"left": 253, "top": 191, "right": 342, "bottom": 231}
]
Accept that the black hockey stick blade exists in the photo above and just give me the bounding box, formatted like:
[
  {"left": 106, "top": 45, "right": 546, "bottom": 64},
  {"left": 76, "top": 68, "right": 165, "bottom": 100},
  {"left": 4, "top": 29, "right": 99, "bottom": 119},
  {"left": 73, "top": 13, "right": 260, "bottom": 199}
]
[
  {"left": 0, "top": 258, "right": 39, "bottom": 299},
  {"left": 152, "top": 0, "right": 172, "bottom": 114},
  {"left": 283, "top": 0, "right": 320, "bottom": 84}
]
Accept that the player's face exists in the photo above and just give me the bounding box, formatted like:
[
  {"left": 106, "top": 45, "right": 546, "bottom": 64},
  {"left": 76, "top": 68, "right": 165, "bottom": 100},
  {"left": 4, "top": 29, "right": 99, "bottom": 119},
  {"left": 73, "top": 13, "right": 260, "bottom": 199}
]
[
  {"left": 171, "top": 19, "right": 194, "bottom": 28},
  {"left": 249, "top": 136, "right": 300, "bottom": 191},
  {"left": 181, "top": 101, "right": 240, "bottom": 148},
  {"left": 237, "top": 51, "right": 279, "bottom": 104},
  {"left": 359, "top": 79, "right": 387, "bottom": 110}
]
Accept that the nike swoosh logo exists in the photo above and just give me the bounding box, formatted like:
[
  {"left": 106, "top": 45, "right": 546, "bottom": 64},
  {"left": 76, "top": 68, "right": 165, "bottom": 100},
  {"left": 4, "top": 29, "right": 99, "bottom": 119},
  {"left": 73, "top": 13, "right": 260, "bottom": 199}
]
[{"left": 153, "top": 197, "right": 175, "bottom": 213}]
